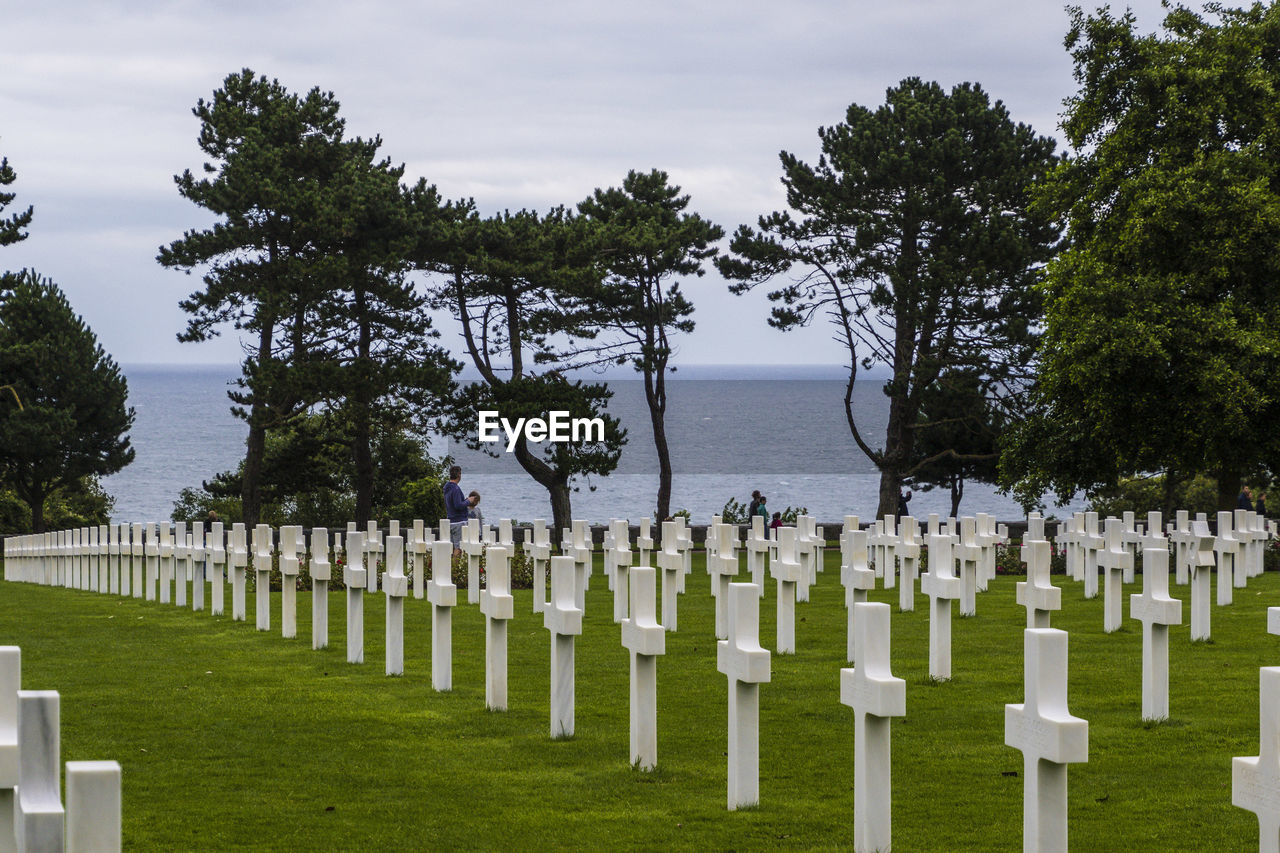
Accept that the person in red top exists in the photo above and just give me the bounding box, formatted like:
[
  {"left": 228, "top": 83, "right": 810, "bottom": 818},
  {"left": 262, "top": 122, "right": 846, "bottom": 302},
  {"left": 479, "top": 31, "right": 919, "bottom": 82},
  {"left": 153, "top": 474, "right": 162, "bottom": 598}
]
[{"left": 769, "top": 512, "right": 783, "bottom": 531}]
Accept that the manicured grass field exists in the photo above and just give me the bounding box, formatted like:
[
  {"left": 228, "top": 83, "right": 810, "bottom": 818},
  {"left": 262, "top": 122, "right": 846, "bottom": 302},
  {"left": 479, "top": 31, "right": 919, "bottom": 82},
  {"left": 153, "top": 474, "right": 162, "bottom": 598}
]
[{"left": 1, "top": 553, "right": 1275, "bottom": 851}]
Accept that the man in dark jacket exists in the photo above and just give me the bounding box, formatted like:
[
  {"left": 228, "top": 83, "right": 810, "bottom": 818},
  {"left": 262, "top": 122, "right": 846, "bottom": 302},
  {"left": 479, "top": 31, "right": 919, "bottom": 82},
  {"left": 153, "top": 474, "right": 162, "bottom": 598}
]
[
  {"left": 1238, "top": 486, "right": 1254, "bottom": 512},
  {"left": 443, "top": 466, "right": 469, "bottom": 555}
]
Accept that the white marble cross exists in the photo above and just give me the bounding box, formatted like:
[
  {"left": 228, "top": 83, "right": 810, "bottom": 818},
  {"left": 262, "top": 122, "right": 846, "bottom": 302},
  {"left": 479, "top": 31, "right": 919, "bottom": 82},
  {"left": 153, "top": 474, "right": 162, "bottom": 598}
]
[
  {"left": 545, "top": 555, "right": 583, "bottom": 738},
  {"left": 66, "top": 759, "right": 122, "bottom": 853},
  {"left": 173, "top": 522, "right": 188, "bottom": 607},
  {"left": 840, "top": 602, "right": 905, "bottom": 853},
  {"left": 87, "top": 526, "right": 101, "bottom": 595},
  {"left": 16, "top": 689, "right": 63, "bottom": 852},
  {"left": 190, "top": 525, "right": 205, "bottom": 612},
  {"left": 716, "top": 581, "right": 770, "bottom": 810},
  {"left": 710, "top": 523, "right": 741, "bottom": 640},
  {"left": 526, "top": 519, "right": 551, "bottom": 614},
  {"left": 773, "top": 527, "right": 804, "bottom": 655},
  {"left": 957, "top": 517, "right": 981, "bottom": 617},
  {"left": 158, "top": 522, "right": 174, "bottom": 604},
  {"left": 892, "top": 516, "right": 918, "bottom": 612},
  {"left": 229, "top": 523, "right": 247, "bottom": 621},
  {"left": 463, "top": 519, "right": 484, "bottom": 604},
  {"left": 922, "top": 531, "right": 961, "bottom": 681},
  {"left": 310, "top": 527, "right": 330, "bottom": 651},
  {"left": 841, "top": 528, "right": 876, "bottom": 664},
  {"left": 280, "top": 525, "right": 301, "bottom": 639},
  {"left": 1120, "top": 511, "right": 1141, "bottom": 584},
  {"left": 1079, "top": 512, "right": 1103, "bottom": 598},
  {"left": 569, "top": 519, "right": 594, "bottom": 608},
  {"left": 480, "top": 545, "right": 514, "bottom": 711},
  {"left": 206, "top": 522, "right": 224, "bottom": 615},
  {"left": 657, "top": 521, "right": 683, "bottom": 632},
  {"left": 1098, "top": 518, "right": 1133, "bottom": 633},
  {"left": 1005, "top": 628, "right": 1089, "bottom": 853},
  {"left": 746, "top": 515, "right": 770, "bottom": 594},
  {"left": 622, "top": 566, "right": 665, "bottom": 770},
  {"left": 384, "top": 535, "right": 409, "bottom": 677},
  {"left": 878, "top": 515, "right": 900, "bottom": 591},
  {"left": 144, "top": 522, "right": 159, "bottom": 602},
  {"left": 1215, "top": 511, "right": 1240, "bottom": 606},
  {"left": 344, "top": 531, "right": 367, "bottom": 665},
  {"left": 409, "top": 519, "right": 427, "bottom": 600},
  {"left": 1188, "top": 517, "right": 1216, "bottom": 641},
  {"left": 428, "top": 540, "right": 457, "bottom": 691},
  {"left": 1130, "top": 545, "right": 1182, "bottom": 721},
  {"left": 1167, "top": 510, "right": 1194, "bottom": 586},
  {"left": 364, "top": 520, "right": 382, "bottom": 594},
  {"left": 795, "top": 515, "right": 819, "bottom": 602},
  {"left": 1234, "top": 666, "right": 1280, "bottom": 852},
  {"left": 636, "top": 517, "right": 654, "bottom": 568},
  {"left": 610, "top": 519, "right": 633, "bottom": 624},
  {"left": 253, "top": 524, "right": 272, "bottom": 631},
  {"left": 975, "top": 512, "right": 997, "bottom": 591},
  {"left": 1018, "top": 539, "right": 1061, "bottom": 629},
  {"left": 0, "top": 646, "right": 18, "bottom": 850},
  {"left": 106, "top": 524, "right": 119, "bottom": 595},
  {"left": 130, "top": 522, "right": 145, "bottom": 600}
]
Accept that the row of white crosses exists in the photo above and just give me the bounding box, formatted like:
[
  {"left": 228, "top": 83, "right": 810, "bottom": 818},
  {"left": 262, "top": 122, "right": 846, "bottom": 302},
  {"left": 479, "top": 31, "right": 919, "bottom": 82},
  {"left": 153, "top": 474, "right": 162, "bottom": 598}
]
[{"left": 1, "top": 646, "right": 122, "bottom": 852}]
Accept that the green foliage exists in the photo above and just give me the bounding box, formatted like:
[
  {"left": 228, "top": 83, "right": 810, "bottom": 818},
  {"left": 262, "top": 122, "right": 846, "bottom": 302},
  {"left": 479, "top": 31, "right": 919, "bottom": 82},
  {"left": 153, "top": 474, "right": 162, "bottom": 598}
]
[
  {"left": 719, "top": 78, "right": 1060, "bottom": 518},
  {"left": 0, "top": 154, "right": 33, "bottom": 247},
  {"left": 1086, "top": 473, "right": 1220, "bottom": 519},
  {"left": 777, "top": 505, "right": 806, "bottom": 525},
  {"left": 719, "top": 497, "right": 749, "bottom": 524},
  {"left": 908, "top": 369, "right": 1004, "bottom": 517},
  {"left": 1002, "top": 5, "right": 1280, "bottom": 510},
  {"left": 0, "top": 270, "right": 134, "bottom": 531},
  {"left": 0, "top": 477, "right": 113, "bottom": 535}
]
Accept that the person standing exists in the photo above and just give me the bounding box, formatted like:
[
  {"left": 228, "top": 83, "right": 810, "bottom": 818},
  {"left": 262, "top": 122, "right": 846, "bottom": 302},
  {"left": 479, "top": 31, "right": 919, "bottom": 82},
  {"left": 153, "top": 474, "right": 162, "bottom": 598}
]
[
  {"left": 755, "top": 495, "right": 769, "bottom": 523},
  {"left": 747, "top": 489, "right": 762, "bottom": 519},
  {"left": 1257, "top": 492, "right": 1269, "bottom": 517},
  {"left": 898, "top": 488, "right": 912, "bottom": 518},
  {"left": 443, "top": 466, "right": 469, "bottom": 555},
  {"left": 1238, "top": 486, "right": 1254, "bottom": 512},
  {"left": 467, "top": 490, "right": 484, "bottom": 530}
]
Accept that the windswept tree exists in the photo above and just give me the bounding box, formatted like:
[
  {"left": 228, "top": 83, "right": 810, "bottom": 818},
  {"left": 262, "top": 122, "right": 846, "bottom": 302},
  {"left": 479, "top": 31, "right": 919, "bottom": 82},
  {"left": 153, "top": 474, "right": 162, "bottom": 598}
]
[
  {"left": 425, "top": 208, "right": 625, "bottom": 536},
  {"left": 160, "top": 69, "right": 441, "bottom": 528},
  {"left": 718, "top": 79, "right": 1060, "bottom": 518},
  {"left": 0, "top": 271, "right": 134, "bottom": 531},
  {"left": 1001, "top": 4, "right": 1280, "bottom": 512},
  {"left": 575, "top": 169, "right": 722, "bottom": 521},
  {"left": 0, "top": 153, "right": 33, "bottom": 247}
]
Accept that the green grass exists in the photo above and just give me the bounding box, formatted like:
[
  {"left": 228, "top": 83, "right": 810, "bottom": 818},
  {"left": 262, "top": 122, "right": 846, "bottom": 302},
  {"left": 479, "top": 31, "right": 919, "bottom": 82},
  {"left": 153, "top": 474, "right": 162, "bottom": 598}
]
[{"left": 0, "top": 556, "right": 1274, "bottom": 850}]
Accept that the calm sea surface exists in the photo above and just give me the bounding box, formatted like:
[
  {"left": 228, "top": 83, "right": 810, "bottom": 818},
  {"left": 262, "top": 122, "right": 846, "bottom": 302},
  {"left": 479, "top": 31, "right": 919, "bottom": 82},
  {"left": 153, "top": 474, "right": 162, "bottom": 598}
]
[{"left": 102, "top": 365, "right": 1081, "bottom": 524}]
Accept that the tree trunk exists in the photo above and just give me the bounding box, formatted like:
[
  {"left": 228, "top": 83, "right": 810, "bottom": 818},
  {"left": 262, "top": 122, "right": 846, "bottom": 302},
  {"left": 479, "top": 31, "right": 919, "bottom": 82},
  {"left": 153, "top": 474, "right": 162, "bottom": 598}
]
[
  {"left": 353, "top": 288, "right": 374, "bottom": 526},
  {"left": 876, "top": 392, "right": 916, "bottom": 520},
  {"left": 512, "top": 437, "right": 572, "bottom": 546},
  {"left": 644, "top": 364, "right": 671, "bottom": 521},
  {"left": 241, "top": 322, "right": 274, "bottom": 531},
  {"left": 1217, "top": 462, "right": 1241, "bottom": 513}
]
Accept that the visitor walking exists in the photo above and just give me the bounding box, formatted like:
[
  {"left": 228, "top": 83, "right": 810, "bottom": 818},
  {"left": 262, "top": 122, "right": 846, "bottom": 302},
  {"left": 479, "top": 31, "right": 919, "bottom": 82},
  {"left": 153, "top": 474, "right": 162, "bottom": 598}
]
[{"left": 443, "top": 466, "right": 469, "bottom": 555}]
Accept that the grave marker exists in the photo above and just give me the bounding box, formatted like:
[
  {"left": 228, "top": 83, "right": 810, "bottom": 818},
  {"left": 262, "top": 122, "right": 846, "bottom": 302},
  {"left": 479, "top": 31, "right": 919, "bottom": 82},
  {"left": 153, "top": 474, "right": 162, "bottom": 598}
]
[
  {"left": 480, "top": 545, "right": 514, "bottom": 711},
  {"left": 66, "top": 760, "right": 122, "bottom": 853},
  {"left": 230, "top": 523, "right": 247, "bottom": 621},
  {"left": 1098, "top": 518, "right": 1133, "bottom": 633},
  {"left": 173, "top": 522, "right": 188, "bottom": 607},
  {"left": 428, "top": 540, "right": 457, "bottom": 691},
  {"left": 253, "top": 524, "right": 272, "bottom": 631},
  {"left": 384, "top": 535, "right": 408, "bottom": 676},
  {"left": 1005, "top": 629, "right": 1088, "bottom": 853},
  {"left": 717, "top": 582, "right": 769, "bottom": 811},
  {"left": 409, "top": 519, "right": 427, "bottom": 600},
  {"left": 16, "top": 690, "right": 62, "bottom": 852},
  {"left": 144, "top": 522, "right": 159, "bottom": 602},
  {"left": 922, "top": 530, "right": 961, "bottom": 681},
  {"left": 897, "top": 516, "right": 920, "bottom": 612},
  {"left": 841, "top": 528, "right": 875, "bottom": 663},
  {"left": 1079, "top": 513, "right": 1103, "bottom": 599},
  {"left": 279, "top": 526, "right": 300, "bottom": 639},
  {"left": 710, "top": 523, "right": 740, "bottom": 640},
  {"left": 526, "top": 519, "right": 551, "bottom": 614},
  {"left": 658, "top": 521, "right": 683, "bottom": 632},
  {"left": 310, "top": 528, "right": 330, "bottom": 651},
  {"left": 1189, "top": 517, "right": 1216, "bottom": 641},
  {"left": 0, "top": 647, "right": 17, "bottom": 852},
  {"left": 840, "top": 602, "right": 905, "bottom": 853},
  {"left": 190, "top": 524, "right": 205, "bottom": 612},
  {"left": 463, "top": 519, "right": 484, "bottom": 604},
  {"left": 1017, "top": 539, "right": 1060, "bottom": 629},
  {"left": 610, "top": 519, "right": 632, "bottom": 624},
  {"left": 1233, "top": 667, "right": 1280, "bottom": 852},
  {"left": 545, "top": 555, "right": 583, "bottom": 738},
  {"left": 957, "top": 517, "right": 981, "bottom": 617},
  {"left": 746, "top": 515, "right": 769, "bottom": 594},
  {"left": 158, "top": 522, "right": 174, "bottom": 604},
  {"left": 345, "top": 531, "right": 367, "bottom": 665},
  {"left": 1215, "top": 511, "right": 1240, "bottom": 607},
  {"left": 1130, "top": 545, "right": 1182, "bottom": 721},
  {"left": 622, "top": 566, "right": 665, "bottom": 770},
  {"left": 773, "top": 527, "right": 803, "bottom": 655},
  {"left": 209, "top": 521, "right": 226, "bottom": 616}
]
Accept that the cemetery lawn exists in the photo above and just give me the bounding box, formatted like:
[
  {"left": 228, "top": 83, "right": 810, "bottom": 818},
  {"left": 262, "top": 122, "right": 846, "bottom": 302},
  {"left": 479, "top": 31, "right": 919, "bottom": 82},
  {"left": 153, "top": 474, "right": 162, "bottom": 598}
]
[{"left": 0, "top": 555, "right": 1273, "bottom": 851}]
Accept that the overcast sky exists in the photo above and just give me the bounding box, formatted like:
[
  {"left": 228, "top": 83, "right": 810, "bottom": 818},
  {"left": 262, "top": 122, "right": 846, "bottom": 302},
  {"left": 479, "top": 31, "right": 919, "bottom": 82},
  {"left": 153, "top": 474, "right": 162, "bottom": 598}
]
[{"left": 2, "top": 0, "right": 1174, "bottom": 369}]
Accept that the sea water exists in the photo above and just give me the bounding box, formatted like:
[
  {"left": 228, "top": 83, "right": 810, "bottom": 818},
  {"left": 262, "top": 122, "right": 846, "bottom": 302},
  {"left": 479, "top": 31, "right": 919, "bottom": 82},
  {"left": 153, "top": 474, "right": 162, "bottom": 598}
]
[{"left": 102, "top": 364, "right": 1078, "bottom": 524}]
